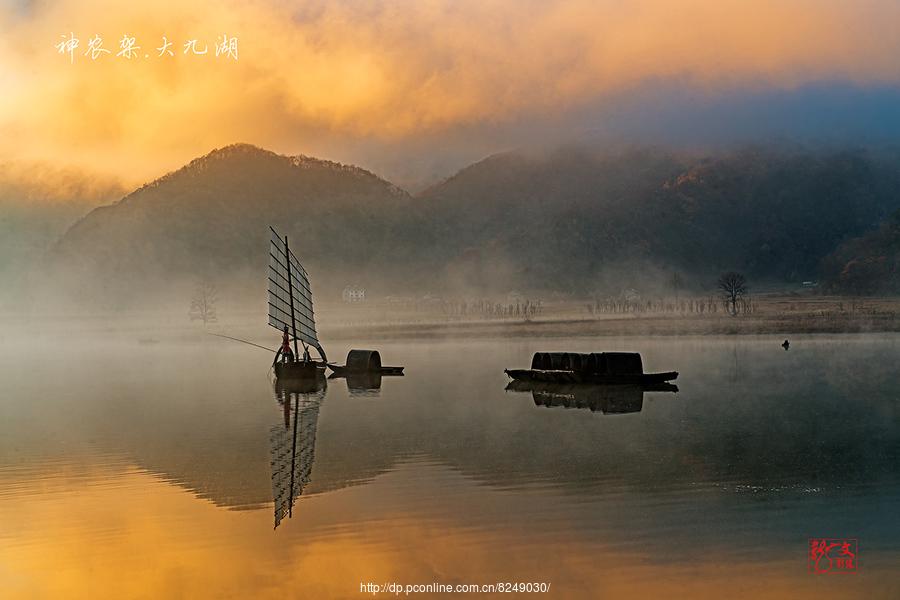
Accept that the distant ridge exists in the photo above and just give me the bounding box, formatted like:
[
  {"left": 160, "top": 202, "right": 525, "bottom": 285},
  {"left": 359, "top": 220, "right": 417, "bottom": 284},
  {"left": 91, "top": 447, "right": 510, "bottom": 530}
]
[
  {"left": 49, "top": 143, "right": 414, "bottom": 306},
  {"left": 822, "top": 208, "right": 900, "bottom": 294},
  {"left": 415, "top": 145, "right": 900, "bottom": 292},
  {"left": 45, "top": 143, "right": 900, "bottom": 307}
]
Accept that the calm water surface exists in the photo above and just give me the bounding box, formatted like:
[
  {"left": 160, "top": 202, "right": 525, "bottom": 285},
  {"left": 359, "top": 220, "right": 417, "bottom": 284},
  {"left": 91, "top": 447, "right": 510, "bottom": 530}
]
[{"left": 1, "top": 332, "right": 898, "bottom": 598}]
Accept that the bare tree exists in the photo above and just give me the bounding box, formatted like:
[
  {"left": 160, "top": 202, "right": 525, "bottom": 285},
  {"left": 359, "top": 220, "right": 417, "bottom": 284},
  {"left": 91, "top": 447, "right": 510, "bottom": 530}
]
[
  {"left": 189, "top": 281, "right": 218, "bottom": 325},
  {"left": 667, "top": 271, "right": 684, "bottom": 298},
  {"left": 717, "top": 271, "right": 747, "bottom": 316}
]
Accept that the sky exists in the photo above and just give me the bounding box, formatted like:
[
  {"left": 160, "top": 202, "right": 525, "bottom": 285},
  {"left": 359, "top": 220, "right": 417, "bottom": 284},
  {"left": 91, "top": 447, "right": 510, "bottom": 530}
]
[{"left": 4, "top": 0, "right": 900, "bottom": 190}]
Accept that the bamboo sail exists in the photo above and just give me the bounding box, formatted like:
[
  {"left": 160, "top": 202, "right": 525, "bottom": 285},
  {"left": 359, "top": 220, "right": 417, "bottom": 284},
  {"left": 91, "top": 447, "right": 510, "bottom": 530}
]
[{"left": 267, "top": 226, "right": 326, "bottom": 362}]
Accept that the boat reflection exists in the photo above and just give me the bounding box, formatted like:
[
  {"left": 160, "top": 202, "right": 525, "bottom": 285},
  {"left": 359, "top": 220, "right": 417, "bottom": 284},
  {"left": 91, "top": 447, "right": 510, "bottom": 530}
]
[
  {"left": 270, "top": 376, "right": 326, "bottom": 529},
  {"left": 346, "top": 371, "right": 382, "bottom": 396},
  {"left": 328, "top": 371, "right": 386, "bottom": 396},
  {"left": 505, "top": 381, "right": 678, "bottom": 414}
]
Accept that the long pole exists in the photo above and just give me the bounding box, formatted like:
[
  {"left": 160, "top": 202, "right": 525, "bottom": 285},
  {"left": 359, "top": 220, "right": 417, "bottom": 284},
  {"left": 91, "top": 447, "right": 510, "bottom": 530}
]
[
  {"left": 284, "top": 235, "right": 299, "bottom": 361},
  {"left": 207, "top": 332, "right": 276, "bottom": 353}
]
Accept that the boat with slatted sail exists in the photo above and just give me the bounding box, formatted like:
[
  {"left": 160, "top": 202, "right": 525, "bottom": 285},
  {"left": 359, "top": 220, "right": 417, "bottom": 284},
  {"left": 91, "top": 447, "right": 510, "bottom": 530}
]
[{"left": 268, "top": 226, "right": 328, "bottom": 381}]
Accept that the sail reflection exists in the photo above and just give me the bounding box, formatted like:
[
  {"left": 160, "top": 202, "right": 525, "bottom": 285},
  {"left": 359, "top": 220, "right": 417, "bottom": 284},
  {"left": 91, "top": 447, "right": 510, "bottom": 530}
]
[
  {"left": 505, "top": 381, "right": 677, "bottom": 414},
  {"left": 270, "top": 377, "right": 326, "bottom": 529}
]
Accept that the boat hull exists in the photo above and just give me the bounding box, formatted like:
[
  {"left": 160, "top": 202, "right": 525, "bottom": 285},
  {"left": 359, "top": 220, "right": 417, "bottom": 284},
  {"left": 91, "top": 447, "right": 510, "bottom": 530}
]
[
  {"left": 504, "top": 368, "right": 678, "bottom": 385},
  {"left": 328, "top": 365, "right": 404, "bottom": 376},
  {"left": 274, "top": 361, "right": 326, "bottom": 381}
]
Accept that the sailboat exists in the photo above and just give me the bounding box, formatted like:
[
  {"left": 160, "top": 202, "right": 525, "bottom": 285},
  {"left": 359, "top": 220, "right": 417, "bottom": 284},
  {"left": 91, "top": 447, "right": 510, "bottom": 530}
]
[{"left": 268, "top": 226, "right": 328, "bottom": 380}]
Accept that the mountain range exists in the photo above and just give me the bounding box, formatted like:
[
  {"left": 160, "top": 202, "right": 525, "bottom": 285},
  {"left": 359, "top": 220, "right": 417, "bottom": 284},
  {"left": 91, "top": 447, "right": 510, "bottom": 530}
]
[{"left": 34, "top": 142, "right": 900, "bottom": 307}]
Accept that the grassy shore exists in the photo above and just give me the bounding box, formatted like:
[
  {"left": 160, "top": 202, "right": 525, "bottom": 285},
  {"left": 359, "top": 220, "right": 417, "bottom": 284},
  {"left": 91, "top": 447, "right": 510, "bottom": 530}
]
[
  {"left": 322, "top": 295, "right": 900, "bottom": 339},
  {"left": 6, "top": 294, "right": 897, "bottom": 343}
]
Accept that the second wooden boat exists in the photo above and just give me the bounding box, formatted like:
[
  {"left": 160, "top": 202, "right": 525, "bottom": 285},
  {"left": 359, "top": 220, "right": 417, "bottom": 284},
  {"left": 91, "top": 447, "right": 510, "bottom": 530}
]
[{"left": 505, "top": 351, "right": 677, "bottom": 385}]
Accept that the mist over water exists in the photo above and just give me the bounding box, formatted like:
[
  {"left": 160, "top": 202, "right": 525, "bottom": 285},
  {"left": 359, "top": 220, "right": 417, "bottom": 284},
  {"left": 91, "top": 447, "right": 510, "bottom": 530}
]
[
  {"left": 1, "top": 327, "right": 898, "bottom": 598},
  {"left": 6, "top": 1, "right": 900, "bottom": 596}
]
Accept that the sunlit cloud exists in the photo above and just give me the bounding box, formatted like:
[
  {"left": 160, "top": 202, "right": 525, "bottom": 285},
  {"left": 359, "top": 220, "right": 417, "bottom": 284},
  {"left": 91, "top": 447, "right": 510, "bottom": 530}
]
[{"left": 3, "top": 0, "right": 900, "bottom": 185}]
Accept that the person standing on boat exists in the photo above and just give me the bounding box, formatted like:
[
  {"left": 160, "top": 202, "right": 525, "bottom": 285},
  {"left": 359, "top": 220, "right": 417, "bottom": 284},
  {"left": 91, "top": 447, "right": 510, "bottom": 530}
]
[{"left": 276, "top": 325, "right": 294, "bottom": 363}]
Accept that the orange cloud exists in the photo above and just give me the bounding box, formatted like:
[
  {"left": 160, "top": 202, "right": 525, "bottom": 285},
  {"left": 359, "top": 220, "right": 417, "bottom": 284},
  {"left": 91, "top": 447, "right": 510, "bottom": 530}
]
[{"left": 3, "top": 0, "right": 900, "bottom": 183}]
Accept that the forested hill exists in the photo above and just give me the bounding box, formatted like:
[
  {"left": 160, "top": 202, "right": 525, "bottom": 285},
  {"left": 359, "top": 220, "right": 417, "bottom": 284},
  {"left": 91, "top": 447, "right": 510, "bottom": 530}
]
[
  {"left": 48, "top": 144, "right": 415, "bottom": 305},
  {"left": 47, "top": 143, "right": 900, "bottom": 306},
  {"left": 415, "top": 145, "right": 900, "bottom": 292},
  {"left": 821, "top": 209, "right": 900, "bottom": 294}
]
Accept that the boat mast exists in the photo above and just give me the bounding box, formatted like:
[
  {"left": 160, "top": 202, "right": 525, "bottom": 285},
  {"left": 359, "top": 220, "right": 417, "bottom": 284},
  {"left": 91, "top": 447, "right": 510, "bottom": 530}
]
[{"left": 284, "top": 235, "right": 300, "bottom": 361}]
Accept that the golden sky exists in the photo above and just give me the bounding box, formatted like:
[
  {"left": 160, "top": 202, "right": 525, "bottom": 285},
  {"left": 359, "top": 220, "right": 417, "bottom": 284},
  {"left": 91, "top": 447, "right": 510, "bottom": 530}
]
[{"left": 3, "top": 0, "right": 900, "bottom": 186}]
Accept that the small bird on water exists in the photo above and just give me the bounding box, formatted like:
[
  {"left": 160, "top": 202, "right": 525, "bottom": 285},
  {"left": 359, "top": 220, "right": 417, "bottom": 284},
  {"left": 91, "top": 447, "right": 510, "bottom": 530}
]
[{"left": 782, "top": 339, "right": 790, "bottom": 350}]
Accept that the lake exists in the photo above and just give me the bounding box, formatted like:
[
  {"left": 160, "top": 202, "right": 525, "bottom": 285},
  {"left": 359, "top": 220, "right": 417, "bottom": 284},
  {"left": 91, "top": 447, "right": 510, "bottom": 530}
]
[{"left": 1, "top": 331, "right": 898, "bottom": 598}]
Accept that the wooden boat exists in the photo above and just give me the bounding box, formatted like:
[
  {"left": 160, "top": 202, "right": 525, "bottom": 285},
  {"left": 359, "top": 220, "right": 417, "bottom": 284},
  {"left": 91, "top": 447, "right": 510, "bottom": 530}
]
[
  {"left": 329, "top": 365, "right": 404, "bottom": 376},
  {"left": 504, "top": 368, "right": 677, "bottom": 385},
  {"left": 274, "top": 360, "right": 327, "bottom": 381},
  {"left": 327, "top": 349, "right": 404, "bottom": 377},
  {"left": 505, "top": 351, "right": 677, "bottom": 385},
  {"left": 267, "top": 227, "right": 328, "bottom": 382},
  {"left": 274, "top": 368, "right": 326, "bottom": 393},
  {"left": 505, "top": 379, "right": 678, "bottom": 395}
]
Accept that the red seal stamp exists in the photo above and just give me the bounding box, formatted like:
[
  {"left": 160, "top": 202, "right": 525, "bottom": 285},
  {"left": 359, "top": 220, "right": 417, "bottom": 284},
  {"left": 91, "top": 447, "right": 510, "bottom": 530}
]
[{"left": 808, "top": 538, "right": 858, "bottom": 573}]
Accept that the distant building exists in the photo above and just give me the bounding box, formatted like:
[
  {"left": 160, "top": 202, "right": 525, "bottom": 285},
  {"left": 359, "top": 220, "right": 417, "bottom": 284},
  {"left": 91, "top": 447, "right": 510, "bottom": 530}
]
[
  {"left": 342, "top": 285, "right": 366, "bottom": 302},
  {"left": 622, "top": 288, "right": 640, "bottom": 303}
]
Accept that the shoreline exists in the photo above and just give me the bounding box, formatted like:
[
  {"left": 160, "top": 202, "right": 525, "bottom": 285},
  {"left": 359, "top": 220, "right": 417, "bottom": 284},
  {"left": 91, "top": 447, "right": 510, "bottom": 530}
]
[
  {"left": 323, "top": 313, "right": 900, "bottom": 340},
  {"left": 4, "top": 294, "right": 899, "bottom": 342}
]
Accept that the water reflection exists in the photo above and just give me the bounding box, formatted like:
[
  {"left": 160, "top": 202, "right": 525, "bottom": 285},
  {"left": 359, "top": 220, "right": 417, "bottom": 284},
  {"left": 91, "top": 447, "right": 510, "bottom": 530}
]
[
  {"left": 329, "top": 370, "right": 400, "bottom": 396},
  {"left": 2, "top": 334, "right": 900, "bottom": 598},
  {"left": 270, "top": 377, "right": 326, "bottom": 529},
  {"left": 505, "top": 381, "right": 678, "bottom": 414},
  {"left": 346, "top": 371, "right": 382, "bottom": 396}
]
